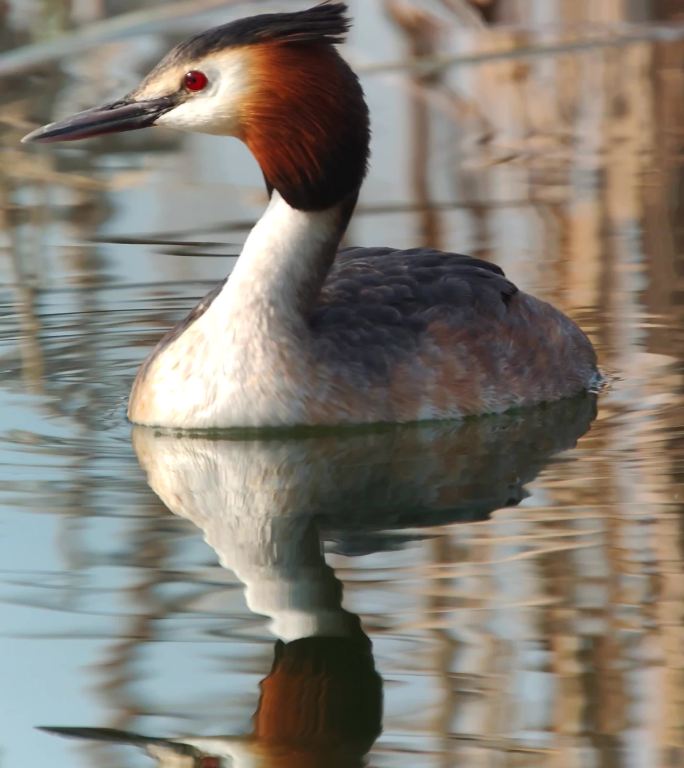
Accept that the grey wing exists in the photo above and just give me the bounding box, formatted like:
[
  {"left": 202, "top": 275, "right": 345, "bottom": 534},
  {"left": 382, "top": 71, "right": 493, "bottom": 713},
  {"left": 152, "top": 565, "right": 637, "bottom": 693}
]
[{"left": 309, "top": 246, "right": 519, "bottom": 376}]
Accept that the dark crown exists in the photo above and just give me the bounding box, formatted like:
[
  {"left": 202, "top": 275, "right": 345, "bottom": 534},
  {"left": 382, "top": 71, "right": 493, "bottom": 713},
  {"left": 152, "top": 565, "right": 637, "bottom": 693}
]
[{"left": 174, "top": 2, "right": 350, "bottom": 61}]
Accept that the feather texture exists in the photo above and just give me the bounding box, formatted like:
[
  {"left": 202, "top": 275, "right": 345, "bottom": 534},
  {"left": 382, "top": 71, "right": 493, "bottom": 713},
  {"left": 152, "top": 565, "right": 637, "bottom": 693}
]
[{"left": 171, "top": 2, "right": 351, "bottom": 62}]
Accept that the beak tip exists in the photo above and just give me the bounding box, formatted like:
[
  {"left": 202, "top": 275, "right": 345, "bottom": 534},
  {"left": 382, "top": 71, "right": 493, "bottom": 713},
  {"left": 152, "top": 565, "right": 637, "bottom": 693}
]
[{"left": 21, "top": 125, "right": 51, "bottom": 144}]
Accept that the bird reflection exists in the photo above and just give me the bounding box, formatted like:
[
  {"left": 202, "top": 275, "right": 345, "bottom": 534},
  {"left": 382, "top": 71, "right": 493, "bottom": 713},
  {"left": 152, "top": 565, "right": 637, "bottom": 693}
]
[
  {"left": 42, "top": 394, "right": 596, "bottom": 766},
  {"left": 45, "top": 631, "right": 380, "bottom": 768}
]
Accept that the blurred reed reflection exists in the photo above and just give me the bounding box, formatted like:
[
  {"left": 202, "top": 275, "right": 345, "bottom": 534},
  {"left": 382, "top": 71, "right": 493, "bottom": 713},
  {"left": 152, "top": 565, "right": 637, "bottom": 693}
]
[
  {"left": 41, "top": 395, "right": 595, "bottom": 765},
  {"left": 1, "top": 3, "right": 683, "bottom": 768}
]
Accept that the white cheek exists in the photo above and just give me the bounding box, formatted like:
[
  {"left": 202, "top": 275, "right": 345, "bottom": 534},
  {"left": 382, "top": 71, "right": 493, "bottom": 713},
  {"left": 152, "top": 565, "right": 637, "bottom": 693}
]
[
  {"left": 156, "top": 96, "right": 242, "bottom": 135},
  {"left": 156, "top": 55, "right": 248, "bottom": 136}
]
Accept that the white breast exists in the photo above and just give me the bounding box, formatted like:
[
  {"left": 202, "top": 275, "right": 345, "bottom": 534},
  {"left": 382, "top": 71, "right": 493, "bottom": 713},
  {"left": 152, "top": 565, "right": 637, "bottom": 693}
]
[{"left": 129, "top": 192, "right": 343, "bottom": 428}]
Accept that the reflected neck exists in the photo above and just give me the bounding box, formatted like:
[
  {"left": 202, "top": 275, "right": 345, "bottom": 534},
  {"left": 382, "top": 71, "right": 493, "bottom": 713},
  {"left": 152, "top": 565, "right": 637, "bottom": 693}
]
[{"left": 214, "top": 516, "right": 363, "bottom": 643}]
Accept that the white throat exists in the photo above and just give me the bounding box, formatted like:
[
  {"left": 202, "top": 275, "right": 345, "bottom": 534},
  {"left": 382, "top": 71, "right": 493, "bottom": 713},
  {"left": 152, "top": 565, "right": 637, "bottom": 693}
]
[
  {"left": 220, "top": 190, "right": 343, "bottom": 327},
  {"left": 129, "top": 192, "right": 346, "bottom": 428}
]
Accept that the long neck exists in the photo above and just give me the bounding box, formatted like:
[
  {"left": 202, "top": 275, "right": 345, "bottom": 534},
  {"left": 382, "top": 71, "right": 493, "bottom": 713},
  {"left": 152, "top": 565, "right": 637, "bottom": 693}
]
[
  {"left": 219, "top": 189, "right": 354, "bottom": 330},
  {"left": 217, "top": 42, "right": 368, "bottom": 331}
]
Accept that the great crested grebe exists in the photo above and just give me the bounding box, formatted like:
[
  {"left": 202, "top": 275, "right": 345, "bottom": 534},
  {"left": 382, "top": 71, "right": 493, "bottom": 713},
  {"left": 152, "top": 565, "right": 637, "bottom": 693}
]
[{"left": 23, "top": 2, "right": 598, "bottom": 429}]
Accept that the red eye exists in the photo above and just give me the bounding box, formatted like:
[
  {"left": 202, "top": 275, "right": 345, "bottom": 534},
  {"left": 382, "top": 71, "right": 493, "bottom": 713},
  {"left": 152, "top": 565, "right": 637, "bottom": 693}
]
[{"left": 183, "top": 70, "right": 208, "bottom": 92}]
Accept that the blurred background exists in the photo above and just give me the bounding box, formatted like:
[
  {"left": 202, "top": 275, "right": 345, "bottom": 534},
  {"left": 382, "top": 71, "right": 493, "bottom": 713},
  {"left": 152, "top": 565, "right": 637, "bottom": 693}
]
[{"left": 0, "top": 1, "right": 683, "bottom": 767}]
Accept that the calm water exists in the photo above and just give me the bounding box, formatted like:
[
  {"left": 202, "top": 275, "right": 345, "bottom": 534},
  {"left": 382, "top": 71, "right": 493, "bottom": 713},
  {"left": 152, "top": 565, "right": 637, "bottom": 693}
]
[{"left": 1, "top": 2, "right": 684, "bottom": 767}]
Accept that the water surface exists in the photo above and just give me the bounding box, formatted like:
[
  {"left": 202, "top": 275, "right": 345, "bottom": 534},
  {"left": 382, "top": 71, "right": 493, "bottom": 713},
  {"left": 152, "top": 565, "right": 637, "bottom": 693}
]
[{"left": 1, "top": 2, "right": 683, "bottom": 767}]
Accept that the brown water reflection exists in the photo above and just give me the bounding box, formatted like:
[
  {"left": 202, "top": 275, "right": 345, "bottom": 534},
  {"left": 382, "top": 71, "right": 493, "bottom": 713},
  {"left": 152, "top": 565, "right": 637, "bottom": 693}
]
[{"left": 1, "top": 1, "right": 683, "bottom": 767}]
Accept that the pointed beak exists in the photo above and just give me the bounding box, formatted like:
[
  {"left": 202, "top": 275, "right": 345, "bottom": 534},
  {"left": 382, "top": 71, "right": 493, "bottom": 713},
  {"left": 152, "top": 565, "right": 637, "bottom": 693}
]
[
  {"left": 38, "top": 726, "right": 200, "bottom": 757},
  {"left": 21, "top": 95, "right": 177, "bottom": 144}
]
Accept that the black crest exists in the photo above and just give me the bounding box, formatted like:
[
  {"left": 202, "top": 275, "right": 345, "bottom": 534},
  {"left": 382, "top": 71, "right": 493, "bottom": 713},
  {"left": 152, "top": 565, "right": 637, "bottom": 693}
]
[{"left": 174, "top": 2, "right": 351, "bottom": 60}]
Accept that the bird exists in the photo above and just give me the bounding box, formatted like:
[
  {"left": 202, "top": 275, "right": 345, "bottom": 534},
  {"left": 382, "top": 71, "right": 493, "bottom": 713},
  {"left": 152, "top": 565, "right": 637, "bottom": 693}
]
[{"left": 22, "top": 2, "right": 599, "bottom": 429}]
